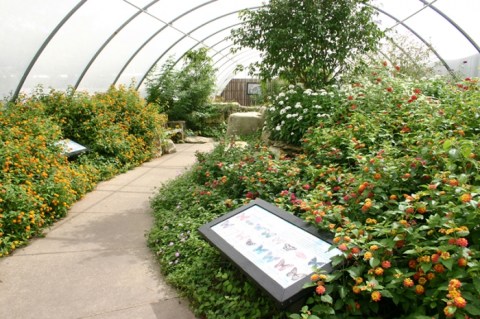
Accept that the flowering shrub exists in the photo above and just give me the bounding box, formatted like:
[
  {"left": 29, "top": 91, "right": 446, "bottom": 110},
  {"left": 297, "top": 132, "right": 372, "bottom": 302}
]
[
  {"left": 1, "top": 86, "right": 167, "bottom": 256},
  {"left": 0, "top": 100, "right": 81, "bottom": 256},
  {"left": 40, "top": 85, "right": 166, "bottom": 170},
  {"left": 149, "top": 66, "right": 479, "bottom": 319},
  {"left": 148, "top": 143, "right": 293, "bottom": 319},
  {"left": 265, "top": 84, "right": 343, "bottom": 146},
  {"left": 295, "top": 68, "right": 480, "bottom": 318}
]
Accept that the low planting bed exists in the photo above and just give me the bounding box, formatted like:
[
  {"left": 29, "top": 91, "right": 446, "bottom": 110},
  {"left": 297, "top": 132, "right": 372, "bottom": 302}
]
[{"left": 148, "top": 70, "right": 479, "bottom": 319}]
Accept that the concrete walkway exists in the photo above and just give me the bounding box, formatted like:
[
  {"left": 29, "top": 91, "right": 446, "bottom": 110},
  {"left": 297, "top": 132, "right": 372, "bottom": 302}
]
[{"left": 0, "top": 143, "right": 214, "bottom": 319}]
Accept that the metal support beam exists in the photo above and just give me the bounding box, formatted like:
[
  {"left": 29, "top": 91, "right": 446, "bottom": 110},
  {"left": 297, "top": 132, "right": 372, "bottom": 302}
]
[{"left": 13, "top": 0, "right": 88, "bottom": 101}]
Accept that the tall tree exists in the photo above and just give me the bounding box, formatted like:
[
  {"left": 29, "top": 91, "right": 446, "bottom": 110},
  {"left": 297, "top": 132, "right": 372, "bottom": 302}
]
[
  {"left": 230, "top": 0, "right": 384, "bottom": 89},
  {"left": 145, "top": 48, "right": 216, "bottom": 129}
]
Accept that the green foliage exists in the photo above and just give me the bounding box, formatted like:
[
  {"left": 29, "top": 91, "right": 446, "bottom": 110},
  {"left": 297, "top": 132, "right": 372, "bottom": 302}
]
[
  {"left": 145, "top": 57, "right": 178, "bottom": 113},
  {"left": 145, "top": 49, "right": 217, "bottom": 130},
  {"left": 148, "top": 71, "right": 480, "bottom": 318},
  {"left": 0, "top": 86, "right": 167, "bottom": 256},
  {"left": 230, "top": 0, "right": 384, "bottom": 88},
  {"left": 265, "top": 84, "right": 344, "bottom": 146},
  {"left": 379, "top": 34, "right": 436, "bottom": 80},
  {"left": 148, "top": 143, "right": 290, "bottom": 319},
  {"left": 39, "top": 85, "right": 166, "bottom": 169},
  {"left": 190, "top": 102, "right": 240, "bottom": 137},
  {"left": 0, "top": 99, "right": 82, "bottom": 255}
]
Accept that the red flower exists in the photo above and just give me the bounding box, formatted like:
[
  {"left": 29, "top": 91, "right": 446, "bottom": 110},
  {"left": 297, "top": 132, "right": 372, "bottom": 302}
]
[
  {"left": 315, "top": 285, "right": 326, "bottom": 295},
  {"left": 449, "top": 279, "right": 462, "bottom": 289},
  {"left": 408, "top": 259, "right": 417, "bottom": 269},
  {"left": 415, "top": 285, "right": 425, "bottom": 295},
  {"left": 403, "top": 278, "right": 414, "bottom": 287},
  {"left": 454, "top": 296, "right": 467, "bottom": 308},
  {"left": 381, "top": 260, "right": 391, "bottom": 269},
  {"left": 351, "top": 246, "right": 360, "bottom": 254},
  {"left": 386, "top": 87, "right": 393, "bottom": 93},
  {"left": 458, "top": 257, "right": 468, "bottom": 267},
  {"left": 413, "top": 88, "right": 422, "bottom": 94},
  {"left": 395, "top": 65, "right": 401, "bottom": 71},
  {"left": 456, "top": 238, "right": 468, "bottom": 247}
]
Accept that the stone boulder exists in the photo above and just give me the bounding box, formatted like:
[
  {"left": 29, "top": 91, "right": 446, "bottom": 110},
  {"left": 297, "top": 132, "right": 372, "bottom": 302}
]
[
  {"left": 226, "top": 112, "right": 264, "bottom": 137},
  {"left": 184, "top": 136, "right": 215, "bottom": 144},
  {"left": 162, "top": 139, "right": 177, "bottom": 154}
]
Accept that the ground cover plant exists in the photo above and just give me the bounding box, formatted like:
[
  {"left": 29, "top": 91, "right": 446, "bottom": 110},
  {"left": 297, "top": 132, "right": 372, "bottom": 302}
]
[
  {"left": 148, "top": 66, "right": 479, "bottom": 318},
  {"left": 0, "top": 86, "right": 166, "bottom": 256}
]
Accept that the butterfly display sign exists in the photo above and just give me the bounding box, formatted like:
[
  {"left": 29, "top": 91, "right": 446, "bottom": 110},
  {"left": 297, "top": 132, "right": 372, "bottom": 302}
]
[{"left": 199, "top": 198, "right": 342, "bottom": 308}]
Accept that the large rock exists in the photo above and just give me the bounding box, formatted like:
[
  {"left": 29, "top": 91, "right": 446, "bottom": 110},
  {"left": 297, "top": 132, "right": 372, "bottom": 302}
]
[
  {"left": 185, "top": 136, "right": 215, "bottom": 144},
  {"left": 226, "top": 112, "right": 264, "bottom": 137},
  {"left": 162, "top": 139, "right": 177, "bottom": 154}
]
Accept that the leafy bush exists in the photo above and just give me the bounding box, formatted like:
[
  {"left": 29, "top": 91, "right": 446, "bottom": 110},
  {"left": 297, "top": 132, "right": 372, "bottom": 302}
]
[
  {"left": 230, "top": 0, "right": 384, "bottom": 88},
  {"left": 0, "top": 100, "right": 81, "bottom": 255},
  {"left": 265, "top": 84, "right": 343, "bottom": 146},
  {"left": 1, "top": 86, "right": 167, "bottom": 256},
  {"left": 39, "top": 85, "right": 166, "bottom": 171},
  {"left": 148, "top": 143, "right": 292, "bottom": 319},
  {"left": 148, "top": 69, "right": 480, "bottom": 318},
  {"left": 146, "top": 49, "right": 216, "bottom": 131},
  {"left": 190, "top": 102, "right": 240, "bottom": 137},
  {"left": 295, "top": 70, "right": 480, "bottom": 318}
]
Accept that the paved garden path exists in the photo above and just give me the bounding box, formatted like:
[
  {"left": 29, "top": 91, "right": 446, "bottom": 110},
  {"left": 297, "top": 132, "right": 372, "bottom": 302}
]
[{"left": 0, "top": 143, "right": 214, "bottom": 319}]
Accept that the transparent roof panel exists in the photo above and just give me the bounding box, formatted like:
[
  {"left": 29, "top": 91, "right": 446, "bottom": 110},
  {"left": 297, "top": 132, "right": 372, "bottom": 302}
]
[
  {"left": 0, "top": 0, "right": 79, "bottom": 98},
  {"left": 1, "top": 0, "right": 479, "bottom": 99},
  {"left": 77, "top": 11, "right": 164, "bottom": 91},
  {"left": 23, "top": 0, "right": 135, "bottom": 93}
]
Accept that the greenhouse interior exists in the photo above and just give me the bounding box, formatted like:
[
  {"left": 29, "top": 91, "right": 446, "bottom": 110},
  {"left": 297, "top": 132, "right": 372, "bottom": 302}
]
[{"left": 1, "top": 0, "right": 479, "bottom": 318}]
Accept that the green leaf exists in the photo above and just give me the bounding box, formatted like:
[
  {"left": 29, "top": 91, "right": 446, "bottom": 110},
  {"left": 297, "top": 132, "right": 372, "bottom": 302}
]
[
  {"left": 473, "top": 277, "right": 480, "bottom": 293},
  {"left": 321, "top": 294, "right": 333, "bottom": 304},
  {"left": 369, "top": 257, "right": 381, "bottom": 268},
  {"left": 443, "top": 139, "right": 453, "bottom": 151},
  {"left": 403, "top": 249, "right": 417, "bottom": 255},
  {"left": 465, "top": 304, "right": 480, "bottom": 316},
  {"left": 289, "top": 314, "right": 302, "bottom": 319},
  {"left": 442, "top": 258, "right": 454, "bottom": 270},
  {"left": 338, "top": 286, "right": 347, "bottom": 299},
  {"left": 380, "top": 290, "right": 393, "bottom": 298},
  {"left": 331, "top": 255, "right": 344, "bottom": 267},
  {"left": 420, "top": 262, "right": 432, "bottom": 273}
]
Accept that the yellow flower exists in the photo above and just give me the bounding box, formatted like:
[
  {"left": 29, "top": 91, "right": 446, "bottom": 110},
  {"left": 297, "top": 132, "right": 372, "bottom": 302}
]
[{"left": 371, "top": 291, "right": 382, "bottom": 302}]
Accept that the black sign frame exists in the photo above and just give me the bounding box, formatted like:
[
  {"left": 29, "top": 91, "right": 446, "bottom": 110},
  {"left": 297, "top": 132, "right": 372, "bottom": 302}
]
[{"left": 198, "top": 198, "right": 339, "bottom": 308}]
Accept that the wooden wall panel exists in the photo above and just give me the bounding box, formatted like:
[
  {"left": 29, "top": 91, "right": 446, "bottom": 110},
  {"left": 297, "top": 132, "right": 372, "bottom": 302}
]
[{"left": 220, "top": 78, "right": 261, "bottom": 106}]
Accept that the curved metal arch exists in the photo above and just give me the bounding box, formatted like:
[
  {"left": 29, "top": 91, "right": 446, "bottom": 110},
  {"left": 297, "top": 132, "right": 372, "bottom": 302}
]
[
  {"left": 418, "top": 0, "right": 480, "bottom": 54},
  {"left": 135, "top": 6, "right": 262, "bottom": 90},
  {"left": 112, "top": 0, "right": 218, "bottom": 86},
  {"left": 383, "top": 36, "right": 425, "bottom": 69},
  {"left": 216, "top": 53, "right": 262, "bottom": 93},
  {"left": 213, "top": 48, "right": 255, "bottom": 70},
  {"left": 172, "top": 22, "right": 244, "bottom": 68},
  {"left": 371, "top": 5, "right": 455, "bottom": 77},
  {"left": 13, "top": 0, "right": 87, "bottom": 100},
  {"left": 210, "top": 43, "right": 235, "bottom": 62},
  {"left": 216, "top": 50, "right": 261, "bottom": 84},
  {"left": 74, "top": 0, "right": 162, "bottom": 90}
]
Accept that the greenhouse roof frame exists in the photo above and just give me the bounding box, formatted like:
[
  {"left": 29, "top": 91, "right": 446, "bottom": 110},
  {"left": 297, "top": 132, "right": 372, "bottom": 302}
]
[{"left": 1, "top": 0, "right": 479, "bottom": 101}]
